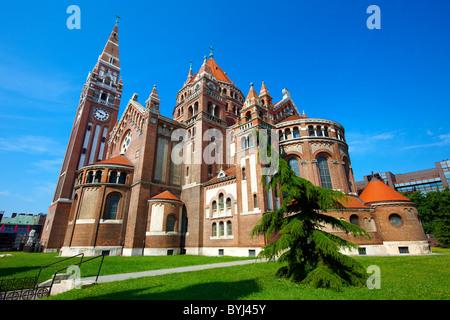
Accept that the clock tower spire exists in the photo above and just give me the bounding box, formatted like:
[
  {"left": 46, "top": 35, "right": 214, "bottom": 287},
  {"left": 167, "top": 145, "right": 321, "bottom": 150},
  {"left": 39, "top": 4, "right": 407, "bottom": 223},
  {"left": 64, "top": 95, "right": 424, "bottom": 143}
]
[{"left": 41, "top": 22, "right": 123, "bottom": 252}]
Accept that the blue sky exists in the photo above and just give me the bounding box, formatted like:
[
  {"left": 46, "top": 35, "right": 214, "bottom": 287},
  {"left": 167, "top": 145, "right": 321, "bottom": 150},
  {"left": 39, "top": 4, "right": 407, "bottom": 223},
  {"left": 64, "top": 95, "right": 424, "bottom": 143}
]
[{"left": 0, "top": 0, "right": 449, "bottom": 216}]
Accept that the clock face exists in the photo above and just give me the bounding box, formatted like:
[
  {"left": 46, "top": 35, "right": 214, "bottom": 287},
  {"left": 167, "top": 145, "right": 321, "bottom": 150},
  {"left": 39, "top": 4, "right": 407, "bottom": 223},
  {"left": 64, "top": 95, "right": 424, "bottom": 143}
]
[{"left": 93, "top": 108, "right": 109, "bottom": 121}]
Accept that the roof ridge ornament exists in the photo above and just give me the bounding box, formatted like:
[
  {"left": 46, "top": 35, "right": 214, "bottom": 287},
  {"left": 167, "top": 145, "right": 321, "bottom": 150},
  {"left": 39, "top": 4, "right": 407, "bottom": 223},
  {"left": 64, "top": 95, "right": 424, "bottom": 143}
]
[
  {"left": 209, "top": 46, "right": 214, "bottom": 59},
  {"left": 115, "top": 15, "right": 121, "bottom": 25}
]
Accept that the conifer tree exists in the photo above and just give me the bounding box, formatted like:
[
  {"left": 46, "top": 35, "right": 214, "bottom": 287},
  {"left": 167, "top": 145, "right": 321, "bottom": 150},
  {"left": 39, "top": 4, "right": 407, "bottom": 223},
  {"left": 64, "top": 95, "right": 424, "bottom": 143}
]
[{"left": 252, "top": 131, "right": 370, "bottom": 290}]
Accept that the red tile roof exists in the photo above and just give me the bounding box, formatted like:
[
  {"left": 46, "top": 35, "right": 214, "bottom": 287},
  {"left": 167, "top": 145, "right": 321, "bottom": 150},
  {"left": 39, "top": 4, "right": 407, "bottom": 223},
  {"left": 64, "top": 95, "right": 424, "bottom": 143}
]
[
  {"left": 188, "top": 58, "right": 232, "bottom": 84},
  {"left": 341, "top": 195, "right": 369, "bottom": 209},
  {"left": 94, "top": 155, "right": 133, "bottom": 167},
  {"left": 207, "top": 167, "right": 237, "bottom": 183},
  {"left": 151, "top": 190, "right": 181, "bottom": 202},
  {"left": 245, "top": 83, "right": 259, "bottom": 101},
  {"left": 207, "top": 58, "right": 232, "bottom": 83},
  {"left": 359, "top": 180, "right": 411, "bottom": 203}
]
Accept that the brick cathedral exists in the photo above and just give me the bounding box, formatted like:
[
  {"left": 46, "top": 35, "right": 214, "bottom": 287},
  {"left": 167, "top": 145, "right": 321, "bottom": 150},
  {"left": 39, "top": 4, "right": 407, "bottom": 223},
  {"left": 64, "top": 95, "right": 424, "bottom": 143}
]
[{"left": 40, "top": 23, "right": 430, "bottom": 257}]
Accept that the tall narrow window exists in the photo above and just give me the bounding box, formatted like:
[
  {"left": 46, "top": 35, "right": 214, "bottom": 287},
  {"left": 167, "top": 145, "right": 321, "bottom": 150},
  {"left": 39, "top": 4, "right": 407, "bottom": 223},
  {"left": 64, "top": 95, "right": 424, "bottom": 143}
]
[
  {"left": 219, "top": 193, "right": 224, "bottom": 210},
  {"left": 212, "top": 223, "right": 217, "bottom": 237},
  {"left": 248, "top": 135, "right": 254, "bottom": 147},
  {"left": 288, "top": 158, "right": 301, "bottom": 177},
  {"left": 109, "top": 171, "right": 118, "bottom": 183},
  {"left": 87, "top": 171, "right": 94, "bottom": 183},
  {"left": 166, "top": 214, "right": 176, "bottom": 232},
  {"left": 253, "top": 194, "right": 258, "bottom": 208},
  {"left": 219, "top": 221, "right": 224, "bottom": 236},
  {"left": 317, "top": 157, "right": 333, "bottom": 189},
  {"left": 118, "top": 172, "right": 127, "bottom": 184},
  {"left": 94, "top": 171, "right": 102, "bottom": 183},
  {"left": 106, "top": 194, "right": 120, "bottom": 220},
  {"left": 227, "top": 221, "right": 232, "bottom": 236},
  {"left": 242, "top": 168, "right": 246, "bottom": 180},
  {"left": 242, "top": 137, "right": 248, "bottom": 149},
  {"left": 226, "top": 198, "right": 232, "bottom": 209}
]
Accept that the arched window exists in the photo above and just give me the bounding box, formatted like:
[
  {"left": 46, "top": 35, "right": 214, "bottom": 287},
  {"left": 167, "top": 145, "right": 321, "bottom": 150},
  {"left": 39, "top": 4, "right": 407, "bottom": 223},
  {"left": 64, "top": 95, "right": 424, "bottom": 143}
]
[
  {"left": 94, "top": 171, "right": 102, "bottom": 183},
  {"left": 253, "top": 194, "right": 258, "bottom": 208},
  {"left": 226, "top": 198, "right": 232, "bottom": 209},
  {"left": 317, "top": 157, "right": 333, "bottom": 189},
  {"left": 248, "top": 135, "right": 254, "bottom": 147},
  {"left": 106, "top": 194, "right": 120, "bottom": 220},
  {"left": 193, "top": 102, "right": 198, "bottom": 114},
  {"left": 109, "top": 171, "right": 118, "bottom": 183},
  {"left": 219, "top": 193, "right": 224, "bottom": 210},
  {"left": 212, "top": 222, "right": 217, "bottom": 237},
  {"left": 285, "top": 129, "right": 291, "bottom": 140},
  {"left": 293, "top": 127, "right": 300, "bottom": 138},
  {"left": 78, "top": 173, "right": 83, "bottom": 185},
  {"left": 308, "top": 126, "right": 315, "bottom": 137},
  {"left": 242, "top": 168, "right": 246, "bottom": 180},
  {"left": 242, "top": 137, "right": 248, "bottom": 149},
  {"left": 343, "top": 160, "right": 353, "bottom": 192},
  {"left": 118, "top": 172, "right": 127, "bottom": 184},
  {"left": 87, "top": 171, "right": 93, "bottom": 183},
  {"left": 288, "top": 158, "right": 301, "bottom": 177},
  {"left": 212, "top": 201, "right": 217, "bottom": 212},
  {"left": 227, "top": 221, "right": 232, "bottom": 236},
  {"left": 317, "top": 126, "right": 323, "bottom": 136},
  {"left": 219, "top": 221, "right": 224, "bottom": 236},
  {"left": 166, "top": 214, "right": 176, "bottom": 232},
  {"left": 350, "top": 214, "right": 359, "bottom": 226}
]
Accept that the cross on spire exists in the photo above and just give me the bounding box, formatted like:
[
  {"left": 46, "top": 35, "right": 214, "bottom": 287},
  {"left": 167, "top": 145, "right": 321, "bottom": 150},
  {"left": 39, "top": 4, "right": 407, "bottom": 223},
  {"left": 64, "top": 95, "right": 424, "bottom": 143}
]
[
  {"left": 115, "top": 15, "right": 121, "bottom": 25},
  {"left": 209, "top": 46, "right": 214, "bottom": 59}
]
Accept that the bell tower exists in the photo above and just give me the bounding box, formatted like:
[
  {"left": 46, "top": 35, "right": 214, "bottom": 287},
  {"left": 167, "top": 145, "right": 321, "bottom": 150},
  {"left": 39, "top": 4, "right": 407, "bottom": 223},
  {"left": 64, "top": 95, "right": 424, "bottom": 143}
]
[{"left": 41, "top": 22, "right": 123, "bottom": 251}]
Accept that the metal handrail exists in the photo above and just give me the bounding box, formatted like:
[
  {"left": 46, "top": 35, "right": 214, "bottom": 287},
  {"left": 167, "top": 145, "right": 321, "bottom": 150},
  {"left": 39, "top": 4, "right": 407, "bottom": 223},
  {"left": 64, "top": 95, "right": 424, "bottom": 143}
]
[
  {"left": 33, "top": 253, "right": 84, "bottom": 288},
  {"left": 48, "top": 254, "right": 105, "bottom": 296}
]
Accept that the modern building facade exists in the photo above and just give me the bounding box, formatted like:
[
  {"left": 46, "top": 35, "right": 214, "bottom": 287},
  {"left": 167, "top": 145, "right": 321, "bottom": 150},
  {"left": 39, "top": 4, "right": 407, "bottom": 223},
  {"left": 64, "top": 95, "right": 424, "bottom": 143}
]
[
  {"left": 40, "top": 23, "right": 430, "bottom": 257},
  {"left": 356, "top": 159, "right": 450, "bottom": 195},
  {"left": 0, "top": 213, "right": 46, "bottom": 251}
]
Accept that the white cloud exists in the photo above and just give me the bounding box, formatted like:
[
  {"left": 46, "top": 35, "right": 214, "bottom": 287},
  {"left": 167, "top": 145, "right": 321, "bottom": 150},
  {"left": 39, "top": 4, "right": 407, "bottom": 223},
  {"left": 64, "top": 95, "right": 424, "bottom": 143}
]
[
  {"left": 0, "top": 190, "right": 11, "bottom": 196},
  {"left": 346, "top": 130, "right": 398, "bottom": 154},
  {"left": 404, "top": 133, "right": 450, "bottom": 150},
  {"left": 0, "top": 135, "right": 64, "bottom": 155},
  {"left": 30, "top": 158, "right": 63, "bottom": 172}
]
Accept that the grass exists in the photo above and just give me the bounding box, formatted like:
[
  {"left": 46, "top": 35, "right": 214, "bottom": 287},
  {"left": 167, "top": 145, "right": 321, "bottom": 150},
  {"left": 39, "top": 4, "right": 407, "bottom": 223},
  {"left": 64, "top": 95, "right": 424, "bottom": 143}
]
[
  {"left": 44, "top": 253, "right": 449, "bottom": 300},
  {"left": 0, "top": 252, "right": 253, "bottom": 284},
  {"left": 1, "top": 250, "right": 448, "bottom": 300}
]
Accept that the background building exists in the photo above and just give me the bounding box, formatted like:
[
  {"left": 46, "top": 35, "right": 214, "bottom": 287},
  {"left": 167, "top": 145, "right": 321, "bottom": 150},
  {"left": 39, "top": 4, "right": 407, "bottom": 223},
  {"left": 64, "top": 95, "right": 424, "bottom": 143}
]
[
  {"left": 0, "top": 213, "right": 46, "bottom": 251},
  {"left": 356, "top": 159, "right": 450, "bottom": 194}
]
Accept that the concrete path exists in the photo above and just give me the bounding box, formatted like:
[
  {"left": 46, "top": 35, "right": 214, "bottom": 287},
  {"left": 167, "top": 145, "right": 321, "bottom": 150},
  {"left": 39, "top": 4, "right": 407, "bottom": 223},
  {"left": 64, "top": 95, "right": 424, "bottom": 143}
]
[{"left": 81, "top": 258, "right": 267, "bottom": 285}]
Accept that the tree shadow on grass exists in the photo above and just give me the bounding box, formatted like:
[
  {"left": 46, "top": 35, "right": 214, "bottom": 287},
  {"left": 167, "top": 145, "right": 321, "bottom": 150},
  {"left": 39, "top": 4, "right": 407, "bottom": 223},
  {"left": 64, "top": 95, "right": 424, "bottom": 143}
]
[
  {"left": 75, "top": 279, "right": 261, "bottom": 300},
  {"left": 0, "top": 266, "right": 42, "bottom": 279}
]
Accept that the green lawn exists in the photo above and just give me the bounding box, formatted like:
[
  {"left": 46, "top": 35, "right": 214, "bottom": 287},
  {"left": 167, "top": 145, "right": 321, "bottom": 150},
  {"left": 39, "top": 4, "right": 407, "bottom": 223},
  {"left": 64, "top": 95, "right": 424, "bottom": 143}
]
[
  {"left": 1, "top": 251, "right": 448, "bottom": 300},
  {"left": 45, "top": 253, "right": 449, "bottom": 300},
  {"left": 0, "top": 252, "right": 253, "bottom": 284}
]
